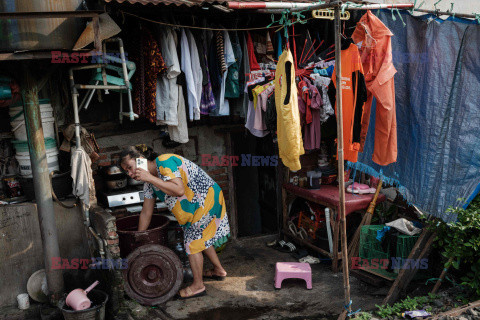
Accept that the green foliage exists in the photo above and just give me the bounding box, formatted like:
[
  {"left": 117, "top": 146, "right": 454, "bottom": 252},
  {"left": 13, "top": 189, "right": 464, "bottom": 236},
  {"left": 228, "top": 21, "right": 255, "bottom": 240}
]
[
  {"left": 354, "top": 312, "right": 372, "bottom": 320},
  {"left": 374, "top": 294, "right": 440, "bottom": 318},
  {"left": 427, "top": 196, "right": 480, "bottom": 298}
]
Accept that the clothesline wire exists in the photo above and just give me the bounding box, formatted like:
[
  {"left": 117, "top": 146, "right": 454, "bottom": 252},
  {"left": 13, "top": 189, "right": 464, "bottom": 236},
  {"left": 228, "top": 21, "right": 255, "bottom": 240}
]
[{"left": 120, "top": 10, "right": 284, "bottom": 31}]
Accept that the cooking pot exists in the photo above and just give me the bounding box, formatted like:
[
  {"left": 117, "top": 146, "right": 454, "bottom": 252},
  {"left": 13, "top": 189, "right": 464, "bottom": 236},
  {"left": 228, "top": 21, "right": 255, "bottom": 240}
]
[
  {"left": 103, "top": 165, "right": 127, "bottom": 191},
  {"left": 128, "top": 176, "right": 143, "bottom": 186},
  {"left": 106, "top": 178, "right": 127, "bottom": 190}
]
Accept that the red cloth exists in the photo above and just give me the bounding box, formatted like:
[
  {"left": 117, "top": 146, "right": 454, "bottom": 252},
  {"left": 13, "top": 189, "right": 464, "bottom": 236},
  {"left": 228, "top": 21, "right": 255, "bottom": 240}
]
[
  {"left": 246, "top": 32, "right": 260, "bottom": 71},
  {"left": 0, "top": 80, "right": 20, "bottom": 109},
  {"left": 298, "top": 80, "right": 312, "bottom": 124},
  {"left": 352, "top": 10, "right": 397, "bottom": 166}
]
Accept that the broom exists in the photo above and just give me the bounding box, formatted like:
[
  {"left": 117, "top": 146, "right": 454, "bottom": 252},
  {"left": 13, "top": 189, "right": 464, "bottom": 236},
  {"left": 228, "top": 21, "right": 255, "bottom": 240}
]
[{"left": 347, "top": 180, "right": 383, "bottom": 269}]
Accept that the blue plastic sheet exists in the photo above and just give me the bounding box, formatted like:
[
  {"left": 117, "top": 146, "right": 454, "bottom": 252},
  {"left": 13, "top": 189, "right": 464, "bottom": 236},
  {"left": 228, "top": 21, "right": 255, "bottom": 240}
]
[{"left": 351, "top": 10, "right": 480, "bottom": 222}]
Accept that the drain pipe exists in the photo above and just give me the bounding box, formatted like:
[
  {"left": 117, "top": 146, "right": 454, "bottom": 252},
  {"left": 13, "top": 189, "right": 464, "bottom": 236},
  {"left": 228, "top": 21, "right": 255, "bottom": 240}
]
[
  {"left": 22, "top": 67, "right": 64, "bottom": 304},
  {"left": 88, "top": 227, "right": 106, "bottom": 258}
]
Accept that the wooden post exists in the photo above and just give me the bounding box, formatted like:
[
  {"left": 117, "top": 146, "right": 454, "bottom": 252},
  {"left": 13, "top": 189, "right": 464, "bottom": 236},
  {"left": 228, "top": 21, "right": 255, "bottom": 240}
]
[
  {"left": 225, "top": 133, "right": 238, "bottom": 239},
  {"left": 334, "top": 4, "right": 351, "bottom": 319},
  {"left": 93, "top": 15, "right": 101, "bottom": 53},
  {"left": 431, "top": 257, "right": 454, "bottom": 294}
]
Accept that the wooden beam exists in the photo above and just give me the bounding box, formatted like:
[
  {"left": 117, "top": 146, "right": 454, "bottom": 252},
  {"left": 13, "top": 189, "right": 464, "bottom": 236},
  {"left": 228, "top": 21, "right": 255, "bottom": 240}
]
[
  {"left": 0, "top": 50, "right": 95, "bottom": 61},
  {"left": 383, "top": 230, "right": 436, "bottom": 305},
  {"left": 0, "top": 11, "right": 102, "bottom": 19},
  {"left": 431, "top": 300, "right": 480, "bottom": 319}
]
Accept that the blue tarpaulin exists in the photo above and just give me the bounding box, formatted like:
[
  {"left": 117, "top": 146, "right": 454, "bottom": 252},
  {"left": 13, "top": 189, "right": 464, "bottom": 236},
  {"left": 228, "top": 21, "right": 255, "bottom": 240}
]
[{"left": 350, "top": 10, "right": 480, "bottom": 223}]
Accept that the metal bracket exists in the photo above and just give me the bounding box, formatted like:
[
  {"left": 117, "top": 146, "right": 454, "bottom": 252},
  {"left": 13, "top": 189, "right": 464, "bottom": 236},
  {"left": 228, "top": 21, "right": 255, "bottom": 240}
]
[{"left": 312, "top": 9, "right": 350, "bottom": 20}]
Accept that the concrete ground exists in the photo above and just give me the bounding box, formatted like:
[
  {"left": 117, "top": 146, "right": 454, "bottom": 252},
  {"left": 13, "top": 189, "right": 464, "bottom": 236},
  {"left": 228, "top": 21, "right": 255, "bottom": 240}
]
[
  {"left": 1, "top": 235, "right": 385, "bottom": 320},
  {"left": 155, "top": 235, "right": 384, "bottom": 320}
]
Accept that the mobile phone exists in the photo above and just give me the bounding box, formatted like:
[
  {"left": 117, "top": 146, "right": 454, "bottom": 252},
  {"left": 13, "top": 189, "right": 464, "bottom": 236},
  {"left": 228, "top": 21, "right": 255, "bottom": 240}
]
[{"left": 136, "top": 158, "right": 148, "bottom": 171}]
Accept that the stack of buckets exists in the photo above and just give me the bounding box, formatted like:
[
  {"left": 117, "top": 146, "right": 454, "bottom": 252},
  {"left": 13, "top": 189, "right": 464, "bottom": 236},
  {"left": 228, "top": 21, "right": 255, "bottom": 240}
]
[{"left": 10, "top": 99, "right": 60, "bottom": 177}]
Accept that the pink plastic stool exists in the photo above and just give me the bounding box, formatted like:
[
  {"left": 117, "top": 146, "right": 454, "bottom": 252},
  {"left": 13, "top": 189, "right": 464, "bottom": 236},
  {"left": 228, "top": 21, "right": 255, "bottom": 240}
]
[{"left": 274, "top": 262, "right": 312, "bottom": 290}]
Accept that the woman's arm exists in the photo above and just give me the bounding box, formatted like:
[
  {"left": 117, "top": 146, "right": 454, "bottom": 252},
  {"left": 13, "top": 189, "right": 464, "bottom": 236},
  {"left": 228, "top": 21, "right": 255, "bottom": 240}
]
[
  {"left": 138, "top": 197, "right": 156, "bottom": 231},
  {"left": 149, "top": 176, "right": 185, "bottom": 197},
  {"left": 135, "top": 168, "right": 185, "bottom": 197}
]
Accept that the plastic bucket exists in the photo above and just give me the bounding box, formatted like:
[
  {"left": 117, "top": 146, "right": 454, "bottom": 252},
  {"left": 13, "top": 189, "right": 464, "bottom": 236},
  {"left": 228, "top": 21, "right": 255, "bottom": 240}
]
[
  {"left": 116, "top": 214, "right": 170, "bottom": 258},
  {"left": 9, "top": 100, "right": 55, "bottom": 140},
  {"left": 12, "top": 139, "right": 59, "bottom": 177},
  {"left": 60, "top": 290, "right": 108, "bottom": 320}
]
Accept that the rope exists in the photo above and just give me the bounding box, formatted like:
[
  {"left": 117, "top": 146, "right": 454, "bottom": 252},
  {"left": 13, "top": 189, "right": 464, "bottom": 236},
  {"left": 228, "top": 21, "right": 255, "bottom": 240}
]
[
  {"left": 344, "top": 300, "right": 362, "bottom": 318},
  {"left": 121, "top": 10, "right": 278, "bottom": 31},
  {"left": 396, "top": 8, "right": 406, "bottom": 27}
]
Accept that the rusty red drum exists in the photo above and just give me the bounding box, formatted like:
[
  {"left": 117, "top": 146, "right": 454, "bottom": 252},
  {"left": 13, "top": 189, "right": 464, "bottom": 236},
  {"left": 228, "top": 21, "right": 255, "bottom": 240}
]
[
  {"left": 123, "top": 244, "right": 183, "bottom": 305},
  {"left": 116, "top": 214, "right": 169, "bottom": 258}
]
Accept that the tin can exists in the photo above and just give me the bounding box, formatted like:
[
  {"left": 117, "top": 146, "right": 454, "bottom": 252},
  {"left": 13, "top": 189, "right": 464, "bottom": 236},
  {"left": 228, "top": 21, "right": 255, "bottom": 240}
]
[{"left": 3, "top": 175, "right": 24, "bottom": 198}]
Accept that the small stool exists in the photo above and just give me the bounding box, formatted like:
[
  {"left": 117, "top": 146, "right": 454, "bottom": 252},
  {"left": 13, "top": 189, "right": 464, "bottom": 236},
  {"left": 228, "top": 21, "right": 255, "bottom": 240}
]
[{"left": 274, "top": 262, "right": 312, "bottom": 290}]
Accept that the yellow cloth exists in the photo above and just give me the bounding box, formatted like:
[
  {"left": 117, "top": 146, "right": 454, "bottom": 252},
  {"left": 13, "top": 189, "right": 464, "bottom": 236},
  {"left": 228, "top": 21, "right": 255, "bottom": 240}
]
[{"left": 274, "top": 49, "right": 304, "bottom": 171}]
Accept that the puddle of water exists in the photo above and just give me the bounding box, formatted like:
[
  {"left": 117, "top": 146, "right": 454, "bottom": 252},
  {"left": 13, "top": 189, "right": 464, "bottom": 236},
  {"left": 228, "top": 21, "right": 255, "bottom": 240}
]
[
  {"left": 183, "top": 306, "right": 273, "bottom": 320},
  {"left": 182, "top": 305, "right": 336, "bottom": 320}
]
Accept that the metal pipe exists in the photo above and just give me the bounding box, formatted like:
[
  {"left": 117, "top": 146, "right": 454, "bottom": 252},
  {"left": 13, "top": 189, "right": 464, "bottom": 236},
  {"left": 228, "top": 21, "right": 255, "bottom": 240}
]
[
  {"left": 68, "top": 69, "right": 81, "bottom": 149},
  {"left": 75, "top": 84, "right": 127, "bottom": 90},
  {"left": 80, "top": 81, "right": 99, "bottom": 111},
  {"left": 325, "top": 207, "right": 333, "bottom": 254},
  {"left": 227, "top": 1, "right": 327, "bottom": 9},
  {"left": 414, "top": 8, "right": 478, "bottom": 19},
  {"left": 251, "top": 2, "right": 413, "bottom": 13},
  {"left": 334, "top": 5, "right": 351, "bottom": 317},
  {"left": 69, "top": 64, "right": 107, "bottom": 71},
  {"left": 116, "top": 37, "right": 136, "bottom": 121},
  {"left": 22, "top": 66, "right": 64, "bottom": 303},
  {"left": 88, "top": 227, "right": 105, "bottom": 258}
]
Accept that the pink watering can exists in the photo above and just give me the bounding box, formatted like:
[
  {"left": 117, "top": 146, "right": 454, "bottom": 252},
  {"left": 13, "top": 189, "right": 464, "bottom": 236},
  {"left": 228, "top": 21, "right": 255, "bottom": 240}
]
[{"left": 65, "top": 281, "right": 99, "bottom": 311}]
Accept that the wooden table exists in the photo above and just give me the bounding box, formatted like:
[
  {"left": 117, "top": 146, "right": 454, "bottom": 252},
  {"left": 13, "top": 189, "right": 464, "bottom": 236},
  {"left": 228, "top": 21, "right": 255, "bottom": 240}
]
[{"left": 282, "top": 183, "right": 386, "bottom": 272}]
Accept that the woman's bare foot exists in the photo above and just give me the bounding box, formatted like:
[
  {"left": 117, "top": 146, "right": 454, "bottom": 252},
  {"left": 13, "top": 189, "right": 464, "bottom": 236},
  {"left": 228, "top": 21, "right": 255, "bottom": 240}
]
[
  {"left": 203, "top": 268, "right": 227, "bottom": 280},
  {"left": 178, "top": 285, "right": 206, "bottom": 299}
]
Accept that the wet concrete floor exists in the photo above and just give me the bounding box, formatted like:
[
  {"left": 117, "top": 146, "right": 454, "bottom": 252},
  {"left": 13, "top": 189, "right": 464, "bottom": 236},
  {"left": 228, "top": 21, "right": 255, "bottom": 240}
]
[{"left": 159, "top": 235, "right": 385, "bottom": 320}]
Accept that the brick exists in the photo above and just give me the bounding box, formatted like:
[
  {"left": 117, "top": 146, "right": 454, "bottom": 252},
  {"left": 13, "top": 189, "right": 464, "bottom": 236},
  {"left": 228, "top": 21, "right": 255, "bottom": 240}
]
[
  {"left": 217, "top": 181, "right": 228, "bottom": 190},
  {"left": 207, "top": 168, "right": 227, "bottom": 176},
  {"left": 107, "top": 231, "right": 118, "bottom": 238},
  {"left": 107, "top": 238, "right": 119, "bottom": 245},
  {"left": 214, "top": 174, "right": 229, "bottom": 182},
  {"left": 99, "top": 146, "right": 120, "bottom": 153},
  {"left": 109, "top": 245, "right": 121, "bottom": 255}
]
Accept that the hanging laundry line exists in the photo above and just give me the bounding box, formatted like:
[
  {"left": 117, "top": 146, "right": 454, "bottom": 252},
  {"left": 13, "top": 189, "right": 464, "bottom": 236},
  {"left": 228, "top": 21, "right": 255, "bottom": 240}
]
[{"left": 119, "top": 10, "right": 285, "bottom": 31}]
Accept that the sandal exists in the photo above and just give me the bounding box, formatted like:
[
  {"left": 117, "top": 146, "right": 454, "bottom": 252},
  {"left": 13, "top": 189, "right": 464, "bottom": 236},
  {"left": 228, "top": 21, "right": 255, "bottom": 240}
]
[
  {"left": 299, "top": 255, "right": 320, "bottom": 264},
  {"left": 203, "top": 269, "right": 226, "bottom": 281},
  {"left": 177, "top": 286, "right": 207, "bottom": 300}
]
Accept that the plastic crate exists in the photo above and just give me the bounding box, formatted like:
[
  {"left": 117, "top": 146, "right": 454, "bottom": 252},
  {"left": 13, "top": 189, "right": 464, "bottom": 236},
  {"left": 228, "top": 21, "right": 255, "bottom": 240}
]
[{"left": 358, "top": 225, "right": 420, "bottom": 279}]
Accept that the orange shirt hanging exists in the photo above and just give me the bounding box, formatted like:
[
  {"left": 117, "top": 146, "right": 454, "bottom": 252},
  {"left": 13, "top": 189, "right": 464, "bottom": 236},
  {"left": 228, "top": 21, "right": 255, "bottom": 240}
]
[{"left": 330, "top": 41, "right": 368, "bottom": 163}]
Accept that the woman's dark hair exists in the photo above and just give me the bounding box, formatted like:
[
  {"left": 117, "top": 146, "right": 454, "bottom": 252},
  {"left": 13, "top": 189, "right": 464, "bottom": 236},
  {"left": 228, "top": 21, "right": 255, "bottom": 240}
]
[{"left": 120, "top": 146, "right": 158, "bottom": 165}]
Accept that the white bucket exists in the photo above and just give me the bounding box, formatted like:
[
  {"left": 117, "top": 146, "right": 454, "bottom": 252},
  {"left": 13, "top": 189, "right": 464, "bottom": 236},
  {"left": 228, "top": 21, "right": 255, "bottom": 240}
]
[
  {"left": 17, "top": 293, "right": 30, "bottom": 310},
  {"left": 13, "top": 139, "right": 60, "bottom": 177},
  {"left": 10, "top": 100, "right": 56, "bottom": 141}
]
